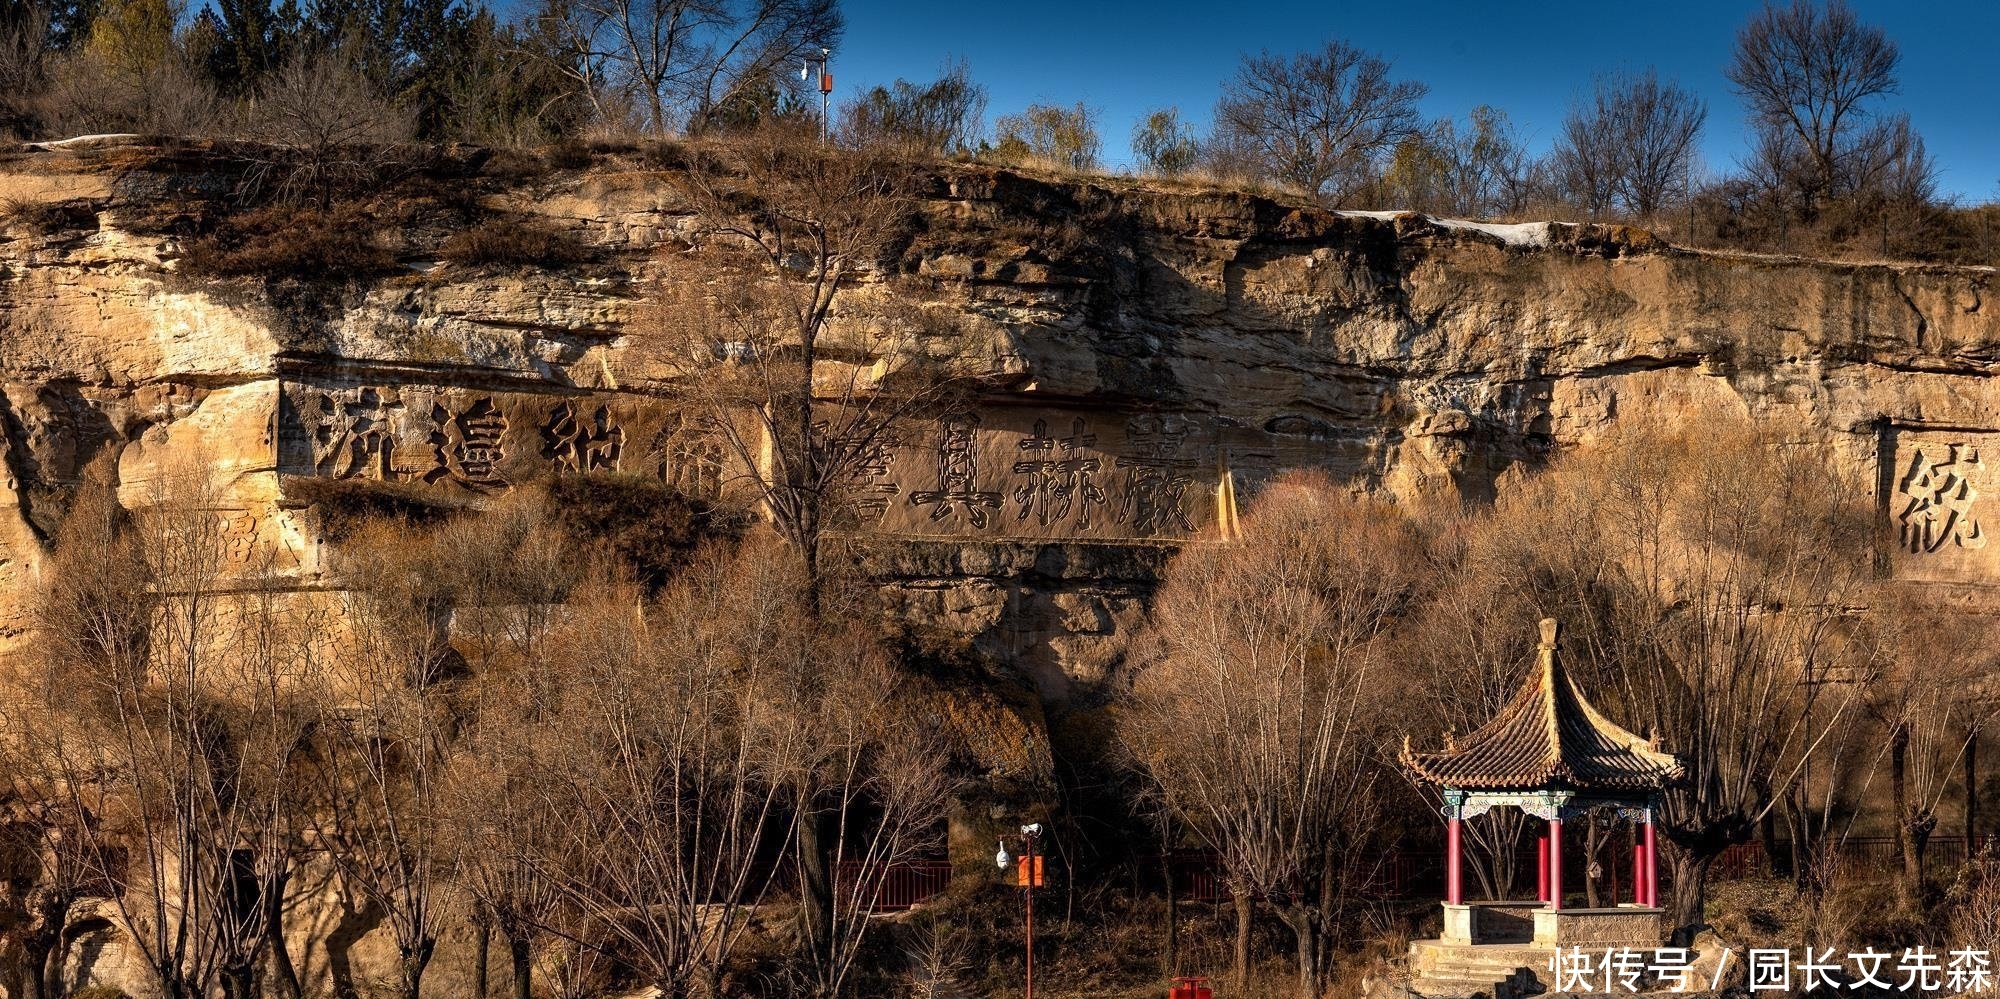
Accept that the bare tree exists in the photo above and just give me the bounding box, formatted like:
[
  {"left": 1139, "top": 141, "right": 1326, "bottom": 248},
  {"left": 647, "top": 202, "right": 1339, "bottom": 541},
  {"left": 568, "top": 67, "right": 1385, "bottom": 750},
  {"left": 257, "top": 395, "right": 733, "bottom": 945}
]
[
  {"left": 762, "top": 585, "right": 952, "bottom": 998},
  {"left": 1376, "top": 106, "right": 1529, "bottom": 218},
  {"left": 437, "top": 495, "right": 590, "bottom": 999},
  {"left": 1462, "top": 428, "right": 1874, "bottom": 941},
  {"left": 309, "top": 520, "right": 464, "bottom": 999},
  {"left": 529, "top": 546, "right": 797, "bottom": 998},
  {"left": 1213, "top": 39, "right": 1426, "bottom": 202},
  {"left": 1727, "top": 0, "right": 1900, "bottom": 219},
  {"left": 1551, "top": 69, "right": 1706, "bottom": 220},
  {"left": 1125, "top": 473, "right": 1417, "bottom": 999},
  {"left": 1861, "top": 596, "right": 1997, "bottom": 910},
  {"left": 29, "top": 470, "right": 321, "bottom": 999},
  {"left": 648, "top": 121, "right": 981, "bottom": 609},
  {"left": 538, "top": 0, "right": 839, "bottom": 136},
  {"left": 1402, "top": 512, "right": 1541, "bottom": 900}
]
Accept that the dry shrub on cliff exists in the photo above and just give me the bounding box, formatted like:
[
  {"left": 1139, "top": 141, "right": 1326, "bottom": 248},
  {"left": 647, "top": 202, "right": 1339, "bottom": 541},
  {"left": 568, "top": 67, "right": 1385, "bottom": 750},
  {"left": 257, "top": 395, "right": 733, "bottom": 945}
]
[
  {"left": 178, "top": 202, "right": 399, "bottom": 280},
  {"left": 438, "top": 218, "right": 595, "bottom": 269},
  {"left": 543, "top": 473, "right": 737, "bottom": 589},
  {"left": 288, "top": 476, "right": 467, "bottom": 542},
  {"left": 0, "top": 197, "right": 99, "bottom": 235}
]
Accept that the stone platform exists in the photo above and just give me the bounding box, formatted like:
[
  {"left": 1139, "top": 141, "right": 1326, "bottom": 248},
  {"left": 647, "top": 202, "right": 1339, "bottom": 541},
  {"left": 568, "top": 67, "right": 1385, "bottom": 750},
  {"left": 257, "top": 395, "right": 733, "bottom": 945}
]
[{"left": 1412, "top": 903, "right": 1667, "bottom": 997}]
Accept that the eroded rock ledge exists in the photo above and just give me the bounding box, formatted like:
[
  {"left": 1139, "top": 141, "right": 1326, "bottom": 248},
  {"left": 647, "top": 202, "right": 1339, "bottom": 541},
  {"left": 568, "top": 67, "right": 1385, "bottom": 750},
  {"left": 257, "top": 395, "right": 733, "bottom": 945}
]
[{"left": 2, "top": 139, "right": 1997, "bottom": 705}]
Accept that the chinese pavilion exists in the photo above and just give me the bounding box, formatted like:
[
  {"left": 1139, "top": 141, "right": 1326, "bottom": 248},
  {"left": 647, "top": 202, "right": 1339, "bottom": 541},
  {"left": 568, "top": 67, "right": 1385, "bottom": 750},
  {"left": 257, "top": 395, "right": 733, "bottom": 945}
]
[{"left": 1400, "top": 618, "right": 1683, "bottom": 994}]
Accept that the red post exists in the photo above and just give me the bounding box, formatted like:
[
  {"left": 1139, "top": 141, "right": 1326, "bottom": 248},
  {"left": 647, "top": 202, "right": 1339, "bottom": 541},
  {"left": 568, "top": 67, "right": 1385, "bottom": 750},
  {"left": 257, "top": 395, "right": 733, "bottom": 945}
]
[
  {"left": 1024, "top": 835, "right": 1034, "bottom": 999},
  {"left": 1644, "top": 814, "right": 1659, "bottom": 908},
  {"left": 1548, "top": 817, "right": 1564, "bottom": 911},
  {"left": 1633, "top": 844, "right": 1645, "bottom": 905},
  {"left": 1446, "top": 814, "right": 1463, "bottom": 905},
  {"left": 1536, "top": 835, "right": 1550, "bottom": 902}
]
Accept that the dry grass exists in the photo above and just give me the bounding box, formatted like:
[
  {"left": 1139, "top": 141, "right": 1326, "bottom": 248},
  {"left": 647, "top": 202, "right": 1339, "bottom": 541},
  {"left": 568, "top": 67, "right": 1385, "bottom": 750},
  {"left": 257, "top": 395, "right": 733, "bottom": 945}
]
[
  {"left": 177, "top": 202, "right": 400, "bottom": 280},
  {"left": 287, "top": 477, "right": 468, "bottom": 542},
  {"left": 0, "top": 197, "right": 99, "bottom": 235},
  {"left": 438, "top": 217, "right": 595, "bottom": 268}
]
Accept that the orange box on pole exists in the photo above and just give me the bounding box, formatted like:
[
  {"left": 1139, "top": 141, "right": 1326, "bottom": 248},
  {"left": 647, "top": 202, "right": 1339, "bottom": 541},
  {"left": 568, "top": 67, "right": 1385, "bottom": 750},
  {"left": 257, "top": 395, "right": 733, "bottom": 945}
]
[{"left": 1015, "top": 855, "right": 1044, "bottom": 887}]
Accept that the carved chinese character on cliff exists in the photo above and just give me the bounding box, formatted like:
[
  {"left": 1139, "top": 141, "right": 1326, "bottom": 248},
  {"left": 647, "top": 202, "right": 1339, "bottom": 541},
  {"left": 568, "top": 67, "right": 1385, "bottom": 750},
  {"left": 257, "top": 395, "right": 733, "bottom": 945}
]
[
  {"left": 542, "top": 401, "right": 625, "bottom": 474},
  {"left": 1897, "top": 443, "right": 1987, "bottom": 553},
  {"left": 652, "top": 413, "right": 725, "bottom": 499},
  {"left": 423, "top": 398, "right": 510, "bottom": 490},
  {"left": 908, "top": 413, "right": 1002, "bottom": 529},
  {"left": 305, "top": 388, "right": 400, "bottom": 479},
  {"left": 824, "top": 430, "right": 902, "bottom": 521},
  {"left": 1115, "top": 415, "right": 1198, "bottom": 535},
  {"left": 1011, "top": 418, "right": 1106, "bottom": 530},
  {"left": 218, "top": 511, "right": 259, "bottom": 567}
]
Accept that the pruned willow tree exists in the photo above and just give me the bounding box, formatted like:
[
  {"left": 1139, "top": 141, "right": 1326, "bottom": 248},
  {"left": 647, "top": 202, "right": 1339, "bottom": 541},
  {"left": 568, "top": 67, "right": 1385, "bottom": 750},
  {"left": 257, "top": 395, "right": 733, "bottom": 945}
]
[
  {"left": 1125, "top": 473, "right": 1418, "bottom": 999},
  {"left": 1860, "top": 594, "right": 1997, "bottom": 910},
  {"left": 1464, "top": 427, "right": 1874, "bottom": 942},
  {"left": 647, "top": 119, "right": 985, "bottom": 966}
]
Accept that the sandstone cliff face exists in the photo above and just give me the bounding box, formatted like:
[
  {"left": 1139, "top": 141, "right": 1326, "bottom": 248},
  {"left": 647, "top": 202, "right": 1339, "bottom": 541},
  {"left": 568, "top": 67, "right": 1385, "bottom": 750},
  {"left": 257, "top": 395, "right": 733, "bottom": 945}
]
[{"left": 2, "top": 139, "right": 1997, "bottom": 709}]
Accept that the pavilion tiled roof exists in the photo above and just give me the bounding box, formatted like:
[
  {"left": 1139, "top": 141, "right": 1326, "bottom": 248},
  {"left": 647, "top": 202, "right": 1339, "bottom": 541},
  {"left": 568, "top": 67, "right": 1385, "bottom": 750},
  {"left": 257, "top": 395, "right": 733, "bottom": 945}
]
[{"left": 1401, "top": 619, "right": 1683, "bottom": 793}]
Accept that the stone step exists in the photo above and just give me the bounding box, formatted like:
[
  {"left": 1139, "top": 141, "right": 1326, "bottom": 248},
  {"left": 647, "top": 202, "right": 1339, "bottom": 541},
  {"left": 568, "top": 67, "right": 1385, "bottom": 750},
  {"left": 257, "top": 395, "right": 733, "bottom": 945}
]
[{"left": 1408, "top": 969, "right": 1546, "bottom": 999}]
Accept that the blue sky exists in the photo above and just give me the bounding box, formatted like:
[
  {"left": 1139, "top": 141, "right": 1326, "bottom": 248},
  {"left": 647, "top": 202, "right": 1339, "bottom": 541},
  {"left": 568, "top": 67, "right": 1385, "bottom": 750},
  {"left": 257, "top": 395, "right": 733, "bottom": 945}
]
[{"left": 828, "top": 0, "right": 2000, "bottom": 202}]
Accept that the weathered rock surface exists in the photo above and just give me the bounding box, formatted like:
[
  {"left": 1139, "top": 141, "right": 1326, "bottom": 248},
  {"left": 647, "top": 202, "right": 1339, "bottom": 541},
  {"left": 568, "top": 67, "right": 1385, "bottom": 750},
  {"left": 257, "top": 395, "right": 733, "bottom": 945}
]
[{"left": 3, "top": 139, "right": 1998, "bottom": 699}]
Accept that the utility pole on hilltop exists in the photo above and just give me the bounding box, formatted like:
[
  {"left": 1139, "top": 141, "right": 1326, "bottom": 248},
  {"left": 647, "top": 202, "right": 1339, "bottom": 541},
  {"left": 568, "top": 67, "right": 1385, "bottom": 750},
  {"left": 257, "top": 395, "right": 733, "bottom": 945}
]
[{"left": 803, "top": 48, "right": 833, "bottom": 140}]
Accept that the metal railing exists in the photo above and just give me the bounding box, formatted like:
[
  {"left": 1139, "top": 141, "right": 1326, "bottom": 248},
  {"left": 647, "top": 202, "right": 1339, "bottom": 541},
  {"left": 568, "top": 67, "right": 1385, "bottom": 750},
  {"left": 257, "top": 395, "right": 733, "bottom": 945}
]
[
  {"left": 1142, "top": 836, "right": 1984, "bottom": 903},
  {"left": 834, "top": 859, "right": 953, "bottom": 911}
]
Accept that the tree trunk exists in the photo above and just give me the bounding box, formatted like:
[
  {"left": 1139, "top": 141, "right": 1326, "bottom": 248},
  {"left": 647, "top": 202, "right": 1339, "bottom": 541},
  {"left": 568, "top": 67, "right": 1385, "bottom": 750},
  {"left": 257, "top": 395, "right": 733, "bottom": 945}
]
[
  {"left": 1230, "top": 888, "right": 1253, "bottom": 997},
  {"left": 795, "top": 790, "right": 834, "bottom": 967},
  {"left": 221, "top": 962, "right": 256, "bottom": 999},
  {"left": 399, "top": 940, "right": 435, "bottom": 999},
  {"left": 510, "top": 934, "right": 531, "bottom": 999},
  {"left": 20, "top": 940, "right": 47, "bottom": 999},
  {"left": 1275, "top": 903, "right": 1320, "bottom": 999},
  {"left": 1892, "top": 723, "right": 1919, "bottom": 909},
  {"left": 1968, "top": 729, "right": 1981, "bottom": 854},
  {"left": 267, "top": 872, "right": 304, "bottom": 999},
  {"left": 1664, "top": 847, "right": 1714, "bottom": 946},
  {"left": 1909, "top": 822, "right": 1932, "bottom": 901},
  {"left": 1584, "top": 821, "right": 1601, "bottom": 908},
  {"left": 473, "top": 919, "right": 490, "bottom": 998}
]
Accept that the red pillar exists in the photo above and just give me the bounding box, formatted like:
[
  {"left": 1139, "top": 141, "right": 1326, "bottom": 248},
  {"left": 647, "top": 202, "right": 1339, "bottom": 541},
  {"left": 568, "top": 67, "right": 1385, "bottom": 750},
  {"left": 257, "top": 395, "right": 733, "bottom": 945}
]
[
  {"left": 1446, "top": 813, "right": 1463, "bottom": 905},
  {"left": 1548, "top": 817, "right": 1564, "bottom": 911},
  {"left": 1644, "top": 813, "right": 1659, "bottom": 908},
  {"left": 1632, "top": 844, "right": 1645, "bottom": 905},
  {"left": 1536, "top": 836, "right": 1549, "bottom": 902}
]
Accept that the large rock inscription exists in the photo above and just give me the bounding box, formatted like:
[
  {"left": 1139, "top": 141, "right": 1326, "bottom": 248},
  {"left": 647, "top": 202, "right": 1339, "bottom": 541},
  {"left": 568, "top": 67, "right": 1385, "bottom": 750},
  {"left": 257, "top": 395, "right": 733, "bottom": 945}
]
[
  {"left": 276, "top": 380, "right": 728, "bottom": 498},
  {"left": 864, "top": 410, "right": 1223, "bottom": 543},
  {"left": 1883, "top": 427, "right": 1995, "bottom": 584}
]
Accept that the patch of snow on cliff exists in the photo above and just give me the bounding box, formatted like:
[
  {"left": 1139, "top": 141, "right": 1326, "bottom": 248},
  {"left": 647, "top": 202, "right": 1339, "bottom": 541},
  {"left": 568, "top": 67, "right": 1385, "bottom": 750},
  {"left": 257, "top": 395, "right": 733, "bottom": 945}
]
[
  {"left": 29, "top": 134, "right": 145, "bottom": 150},
  {"left": 1430, "top": 218, "right": 1552, "bottom": 248},
  {"left": 1336, "top": 210, "right": 1552, "bottom": 248}
]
